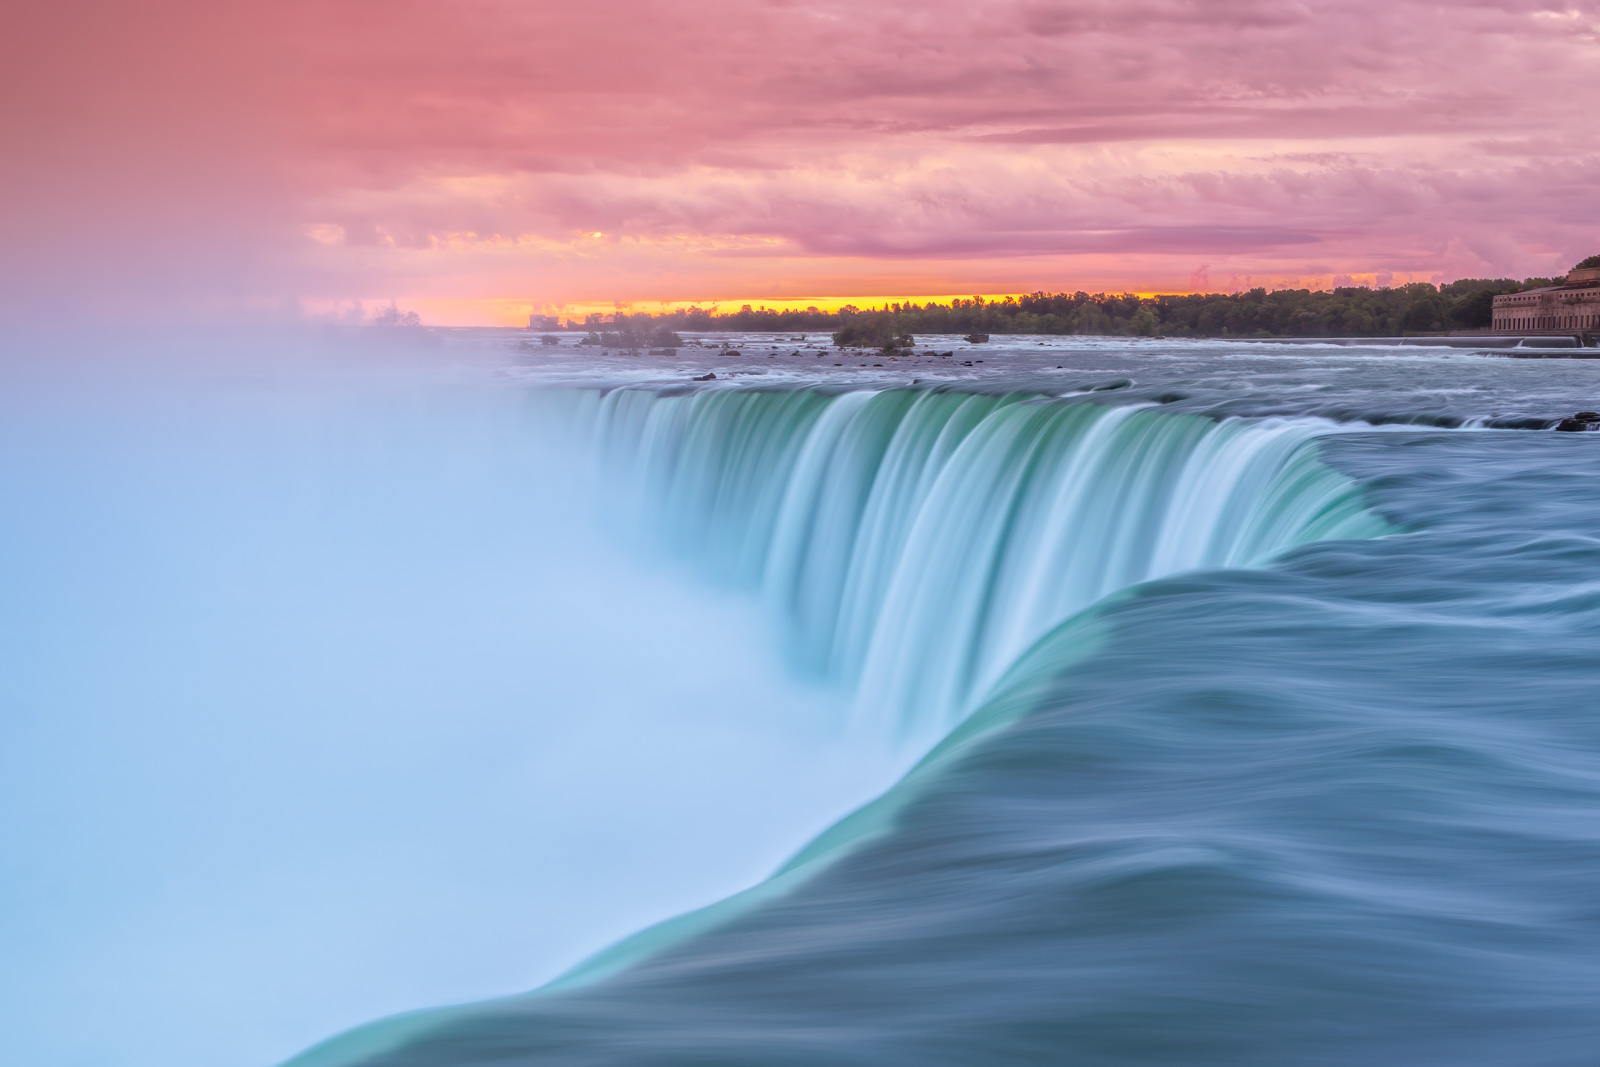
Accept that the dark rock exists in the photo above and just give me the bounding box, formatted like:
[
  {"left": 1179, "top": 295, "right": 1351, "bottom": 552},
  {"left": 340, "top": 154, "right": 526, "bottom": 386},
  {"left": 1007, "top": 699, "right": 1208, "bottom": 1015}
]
[
  {"left": 1554, "top": 418, "right": 1591, "bottom": 432},
  {"left": 964, "top": 333, "right": 990, "bottom": 343},
  {"left": 692, "top": 372, "right": 716, "bottom": 382},
  {"left": 832, "top": 318, "right": 913, "bottom": 351},
  {"left": 1575, "top": 411, "right": 1600, "bottom": 420},
  {"left": 1484, "top": 416, "right": 1551, "bottom": 430}
]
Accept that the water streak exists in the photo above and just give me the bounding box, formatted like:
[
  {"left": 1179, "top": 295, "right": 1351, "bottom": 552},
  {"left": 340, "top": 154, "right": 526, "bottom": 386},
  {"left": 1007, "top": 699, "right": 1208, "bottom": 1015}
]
[
  {"left": 584, "top": 386, "right": 1389, "bottom": 747},
  {"left": 284, "top": 383, "right": 1398, "bottom": 1067}
]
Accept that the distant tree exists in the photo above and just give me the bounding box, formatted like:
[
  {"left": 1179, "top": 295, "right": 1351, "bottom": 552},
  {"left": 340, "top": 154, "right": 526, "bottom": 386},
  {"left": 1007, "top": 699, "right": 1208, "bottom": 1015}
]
[
  {"left": 545, "top": 278, "right": 1594, "bottom": 340},
  {"left": 1341, "top": 308, "right": 1377, "bottom": 335},
  {"left": 833, "top": 314, "right": 912, "bottom": 351},
  {"left": 646, "top": 325, "right": 683, "bottom": 348},
  {"left": 370, "top": 302, "right": 421, "bottom": 328},
  {"left": 1576, "top": 254, "right": 1600, "bottom": 270},
  {"left": 1447, "top": 287, "right": 1513, "bottom": 329},
  {"left": 1401, "top": 285, "right": 1446, "bottom": 332},
  {"left": 1071, "top": 303, "right": 1112, "bottom": 334},
  {"left": 586, "top": 322, "right": 682, "bottom": 350}
]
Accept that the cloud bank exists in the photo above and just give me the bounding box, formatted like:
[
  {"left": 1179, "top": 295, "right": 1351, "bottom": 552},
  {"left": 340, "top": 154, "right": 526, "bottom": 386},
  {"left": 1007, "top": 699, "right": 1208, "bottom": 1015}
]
[{"left": 4, "top": 0, "right": 1599, "bottom": 321}]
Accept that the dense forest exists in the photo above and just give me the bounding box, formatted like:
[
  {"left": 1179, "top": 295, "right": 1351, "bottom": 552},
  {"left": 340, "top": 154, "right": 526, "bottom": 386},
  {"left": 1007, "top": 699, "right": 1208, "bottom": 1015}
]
[{"left": 563, "top": 277, "right": 1570, "bottom": 343}]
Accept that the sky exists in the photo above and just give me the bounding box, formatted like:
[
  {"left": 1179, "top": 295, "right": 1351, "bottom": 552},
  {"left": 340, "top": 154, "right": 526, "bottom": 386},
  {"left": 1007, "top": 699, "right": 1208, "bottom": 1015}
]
[{"left": 4, "top": 0, "right": 1599, "bottom": 325}]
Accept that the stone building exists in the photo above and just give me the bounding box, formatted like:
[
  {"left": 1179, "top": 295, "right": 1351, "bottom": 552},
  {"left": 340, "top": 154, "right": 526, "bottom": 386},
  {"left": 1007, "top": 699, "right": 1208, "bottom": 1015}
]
[{"left": 1493, "top": 263, "right": 1600, "bottom": 333}]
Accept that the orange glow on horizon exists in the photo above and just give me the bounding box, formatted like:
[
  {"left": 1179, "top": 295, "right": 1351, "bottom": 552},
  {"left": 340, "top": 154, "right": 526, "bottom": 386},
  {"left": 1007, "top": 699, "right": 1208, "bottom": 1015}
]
[
  {"left": 393, "top": 273, "right": 1438, "bottom": 328},
  {"left": 408, "top": 294, "right": 1047, "bottom": 328},
  {"left": 7, "top": 2, "right": 1596, "bottom": 325}
]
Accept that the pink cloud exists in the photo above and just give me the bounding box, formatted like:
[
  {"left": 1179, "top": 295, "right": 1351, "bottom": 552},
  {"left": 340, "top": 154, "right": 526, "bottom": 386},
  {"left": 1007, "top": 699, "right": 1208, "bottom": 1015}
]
[{"left": 4, "top": 0, "right": 1599, "bottom": 320}]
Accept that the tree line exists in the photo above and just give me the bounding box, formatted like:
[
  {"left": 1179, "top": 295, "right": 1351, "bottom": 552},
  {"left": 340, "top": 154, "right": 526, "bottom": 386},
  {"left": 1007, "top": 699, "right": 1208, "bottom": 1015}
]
[{"left": 561, "top": 277, "right": 1566, "bottom": 340}]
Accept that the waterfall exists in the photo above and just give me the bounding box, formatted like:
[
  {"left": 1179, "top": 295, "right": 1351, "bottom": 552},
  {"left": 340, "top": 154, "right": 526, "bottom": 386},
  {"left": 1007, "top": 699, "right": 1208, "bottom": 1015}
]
[
  {"left": 582, "top": 386, "right": 1389, "bottom": 750},
  {"left": 282, "top": 384, "right": 1396, "bottom": 1067}
]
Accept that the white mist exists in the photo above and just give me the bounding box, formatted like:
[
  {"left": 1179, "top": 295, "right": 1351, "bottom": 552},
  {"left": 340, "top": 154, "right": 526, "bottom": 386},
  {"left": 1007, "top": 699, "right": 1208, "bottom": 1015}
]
[{"left": 0, "top": 334, "right": 894, "bottom": 1067}]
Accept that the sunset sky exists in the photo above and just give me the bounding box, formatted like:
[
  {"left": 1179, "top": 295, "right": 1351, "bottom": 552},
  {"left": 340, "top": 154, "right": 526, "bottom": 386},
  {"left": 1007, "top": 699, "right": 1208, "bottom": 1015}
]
[{"left": 5, "top": 0, "right": 1599, "bottom": 325}]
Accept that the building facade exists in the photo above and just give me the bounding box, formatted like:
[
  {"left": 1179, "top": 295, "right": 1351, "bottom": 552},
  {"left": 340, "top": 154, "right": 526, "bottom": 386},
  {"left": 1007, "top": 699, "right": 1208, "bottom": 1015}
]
[{"left": 1493, "top": 266, "right": 1600, "bottom": 333}]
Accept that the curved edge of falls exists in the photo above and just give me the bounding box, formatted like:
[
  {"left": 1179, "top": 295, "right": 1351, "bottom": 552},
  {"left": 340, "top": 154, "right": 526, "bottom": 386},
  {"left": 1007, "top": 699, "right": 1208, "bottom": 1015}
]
[
  {"left": 282, "top": 386, "right": 1396, "bottom": 1067},
  {"left": 584, "top": 387, "right": 1392, "bottom": 749}
]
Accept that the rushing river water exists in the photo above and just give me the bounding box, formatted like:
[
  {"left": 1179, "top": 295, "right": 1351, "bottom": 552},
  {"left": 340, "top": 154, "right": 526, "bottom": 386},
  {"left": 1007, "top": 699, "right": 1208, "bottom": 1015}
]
[{"left": 8, "top": 333, "right": 1600, "bottom": 1066}]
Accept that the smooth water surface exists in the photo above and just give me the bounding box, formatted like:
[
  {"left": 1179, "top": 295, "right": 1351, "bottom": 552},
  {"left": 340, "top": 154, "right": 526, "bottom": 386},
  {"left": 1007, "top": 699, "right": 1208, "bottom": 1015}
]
[{"left": 10, "top": 332, "right": 1600, "bottom": 1066}]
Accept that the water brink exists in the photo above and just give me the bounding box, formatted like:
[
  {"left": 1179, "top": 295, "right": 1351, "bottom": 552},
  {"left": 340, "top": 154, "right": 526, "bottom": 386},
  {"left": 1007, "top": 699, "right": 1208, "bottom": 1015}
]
[
  {"left": 284, "top": 385, "right": 1398, "bottom": 1067},
  {"left": 583, "top": 386, "right": 1389, "bottom": 749}
]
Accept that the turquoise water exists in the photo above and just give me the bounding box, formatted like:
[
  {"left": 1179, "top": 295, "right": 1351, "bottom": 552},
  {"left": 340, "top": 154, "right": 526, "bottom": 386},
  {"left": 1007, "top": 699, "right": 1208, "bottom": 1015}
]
[
  {"left": 11, "top": 334, "right": 1600, "bottom": 1065},
  {"left": 286, "top": 338, "right": 1600, "bottom": 1065},
  {"left": 580, "top": 387, "right": 1388, "bottom": 750}
]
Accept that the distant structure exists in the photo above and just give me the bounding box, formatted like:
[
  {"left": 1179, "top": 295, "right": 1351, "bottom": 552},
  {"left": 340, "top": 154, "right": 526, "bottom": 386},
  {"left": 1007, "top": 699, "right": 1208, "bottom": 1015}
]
[
  {"left": 528, "top": 313, "right": 560, "bottom": 330},
  {"left": 1493, "top": 259, "right": 1600, "bottom": 335}
]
